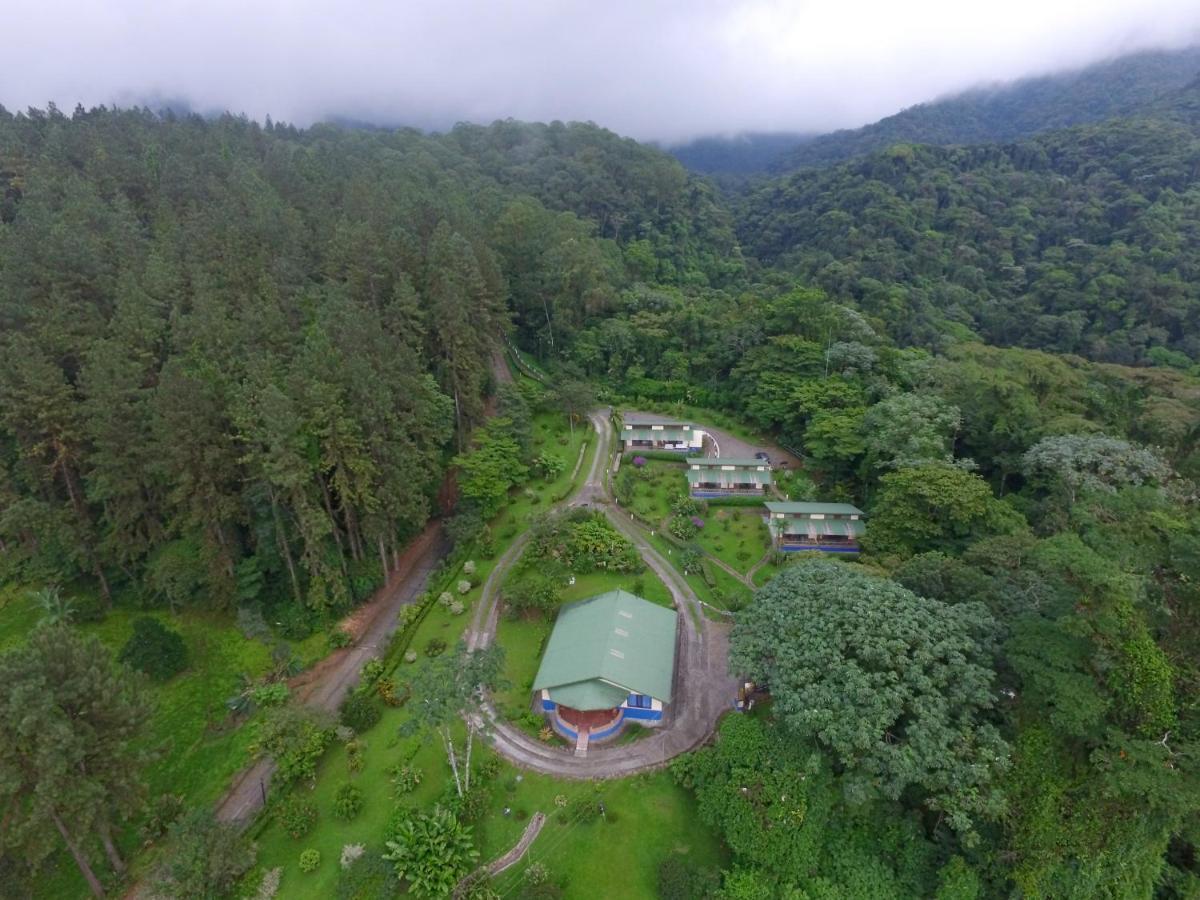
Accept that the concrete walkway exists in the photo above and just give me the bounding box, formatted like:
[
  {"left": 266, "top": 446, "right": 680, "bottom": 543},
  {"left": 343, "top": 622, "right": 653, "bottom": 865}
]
[{"left": 465, "top": 410, "right": 736, "bottom": 779}]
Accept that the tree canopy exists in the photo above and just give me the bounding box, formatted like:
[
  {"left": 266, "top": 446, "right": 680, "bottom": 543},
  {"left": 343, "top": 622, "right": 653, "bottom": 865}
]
[{"left": 730, "top": 560, "right": 1009, "bottom": 838}]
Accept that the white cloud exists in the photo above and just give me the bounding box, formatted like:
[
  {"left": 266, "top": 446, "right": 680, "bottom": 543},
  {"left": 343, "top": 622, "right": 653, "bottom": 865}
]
[{"left": 5, "top": 0, "right": 1200, "bottom": 141}]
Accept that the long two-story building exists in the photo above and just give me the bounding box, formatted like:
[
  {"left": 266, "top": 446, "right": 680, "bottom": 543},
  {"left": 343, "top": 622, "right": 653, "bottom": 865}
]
[
  {"left": 686, "top": 457, "right": 772, "bottom": 497},
  {"left": 764, "top": 501, "right": 865, "bottom": 553}
]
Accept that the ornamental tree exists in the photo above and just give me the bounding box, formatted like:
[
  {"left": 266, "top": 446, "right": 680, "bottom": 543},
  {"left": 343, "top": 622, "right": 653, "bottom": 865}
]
[
  {"left": 730, "top": 561, "right": 1010, "bottom": 840},
  {"left": 382, "top": 805, "right": 479, "bottom": 897},
  {"left": 399, "top": 643, "right": 505, "bottom": 797}
]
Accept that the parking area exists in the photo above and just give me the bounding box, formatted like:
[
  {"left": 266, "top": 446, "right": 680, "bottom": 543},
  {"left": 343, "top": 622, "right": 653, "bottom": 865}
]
[{"left": 699, "top": 423, "right": 801, "bottom": 469}]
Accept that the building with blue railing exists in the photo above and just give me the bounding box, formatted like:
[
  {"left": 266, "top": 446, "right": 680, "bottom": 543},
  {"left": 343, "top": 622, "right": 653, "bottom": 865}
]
[
  {"left": 765, "top": 501, "right": 865, "bottom": 553},
  {"left": 533, "top": 590, "right": 677, "bottom": 746},
  {"left": 686, "top": 457, "right": 772, "bottom": 497}
]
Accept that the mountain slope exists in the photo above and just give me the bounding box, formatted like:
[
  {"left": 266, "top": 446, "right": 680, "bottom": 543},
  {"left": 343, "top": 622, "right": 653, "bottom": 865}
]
[
  {"left": 773, "top": 45, "right": 1200, "bottom": 172},
  {"left": 739, "top": 79, "right": 1200, "bottom": 365}
]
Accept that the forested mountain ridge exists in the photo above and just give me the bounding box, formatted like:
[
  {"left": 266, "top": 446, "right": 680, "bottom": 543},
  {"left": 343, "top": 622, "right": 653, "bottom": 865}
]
[
  {"left": 2, "top": 91, "right": 1200, "bottom": 900},
  {"left": 772, "top": 44, "right": 1200, "bottom": 172},
  {"left": 738, "top": 78, "right": 1200, "bottom": 365},
  {"left": 0, "top": 108, "right": 720, "bottom": 619}
]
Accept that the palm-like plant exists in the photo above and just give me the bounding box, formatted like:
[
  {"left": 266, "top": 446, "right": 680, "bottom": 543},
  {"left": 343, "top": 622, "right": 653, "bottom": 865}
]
[
  {"left": 383, "top": 805, "right": 478, "bottom": 897},
  {"left": 29, "top": 585, "right": 74, "bottom": 626}
]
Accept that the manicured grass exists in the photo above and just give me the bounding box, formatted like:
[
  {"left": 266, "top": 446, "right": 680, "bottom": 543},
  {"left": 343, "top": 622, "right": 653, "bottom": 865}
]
[
  {"left": 481, "top": 765, "right": 727, "bottom": 899},
  {"left": 493, "top": 560, "right": 674, "bottom": 724},
  {"left": 752, "top": 560, "right": 783, "bottom": 587},
  {"left": 693, "top": 508, "right": 771, "bottom": 575},
  {"left": 248, "top": 588, "right": 483, "bottom": 898},
  {"left": 623, "top": 458, "right": 686, "bottom": 523},
  {"left": 490, "top": 412, "right": 592, "bottom": 539}
]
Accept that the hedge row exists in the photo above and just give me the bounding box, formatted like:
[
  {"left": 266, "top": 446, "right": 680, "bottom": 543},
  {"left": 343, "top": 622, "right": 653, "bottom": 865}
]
[
  {"left": 703, "top": 495, "right": 771, "bottom": 509},
  {"left": 379, "top": 549, "right": 470, "bottom": 673},
  {"left": 619, "top": 449, "right": 690, "bottom": 464}
]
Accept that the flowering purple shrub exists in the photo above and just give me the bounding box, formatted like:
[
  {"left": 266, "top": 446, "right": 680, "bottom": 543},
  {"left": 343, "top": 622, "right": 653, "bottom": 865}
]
[
  {"left": 632, "top": 456, "right": 647, "bottom": 468},
  {"left": 691, "top": 516, "right": 705, "bottom": 529}
]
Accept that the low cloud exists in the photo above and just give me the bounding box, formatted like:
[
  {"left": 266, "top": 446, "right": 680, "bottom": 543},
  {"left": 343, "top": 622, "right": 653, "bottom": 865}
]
[{"left": 6, "top": 0, "right": 1200, "bottom": 142}]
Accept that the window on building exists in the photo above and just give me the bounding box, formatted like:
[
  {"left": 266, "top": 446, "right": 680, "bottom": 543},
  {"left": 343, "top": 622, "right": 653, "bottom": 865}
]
[{"left": 628, "top": 694, "right": 651, "bottom": 708}]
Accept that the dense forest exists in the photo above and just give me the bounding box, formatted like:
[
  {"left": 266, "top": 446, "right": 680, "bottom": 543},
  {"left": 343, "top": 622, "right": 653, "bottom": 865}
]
[
  {"left": 739, "top": 81, "right": 1200, "bottom": 364},
  {"left": 2, "top": 46, "right": 1200, "bottom": 899}
]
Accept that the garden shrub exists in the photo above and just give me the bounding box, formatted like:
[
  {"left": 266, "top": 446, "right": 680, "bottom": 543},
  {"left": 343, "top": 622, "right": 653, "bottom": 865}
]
[
  {"left": 328, "top": 628, "right": 353, "bottom": 649},
  {"left": 339, "top": 692, "right": 382, "bottom": 733},
  {"left": 139, "top": 792, "right": 185, "bottom": 844},
  {"left": 278, "top": 796, "right": 318, "bottom": 839},
  {"left": 528, "top": 859, "right": 549, "bottom": 888},
  {"left": 438, "top": 592, "right": 454, "bottom": 607},
  {"left": 333, "top": 783, "right": 364, "bottom": 821},
  {"left": 299, "top": 849, "right": 321, "bottom": 873},
  {"left": 252, "top": 706, "right": 335, "bottom": 784},
  {"left": 658, "top": 856, "right": 720, "bottom": 900},
  {"left": 336, "top": 852, "right": 397, "bottom": 899},
  {"left": 572, "top": 796, "right": 602, "bottom": 824},
  {"left": 119, "top": 616, "right": 189, "bottom": 680},
  {"left": 390, "top": 764, "right": 423, "bottom": 796},
  {"left": 463, "top": 560, "right": 476, "bottom": 575},
  {"left": 456, "top": 579, "right": 472, "bottom": 595},
  {"left": 382, "top": 806, "right": 479, "bottom": 897},
  {"left": 155, "top": 809, "right": 256, "bottom": 899},
  {"left": 359, "top": 658, "right": 384, "bottom": 685},
  {"left": 340, "top": 844, "right": 365, "bottom": 869},
  {"left": 450, "top": 600, "right": 465, "bottom": 615},
  {"left": 254, "top": 867, "right": 282, "bottom": 899},
  {"left": 425, "top": 637, "right": 447, "bottom": 657},
  {"left": 346, "top": 737, "right": 366, "bottom": 774},
  {"left": 250, "top": 682, "right": 290, "bottom": 708}
]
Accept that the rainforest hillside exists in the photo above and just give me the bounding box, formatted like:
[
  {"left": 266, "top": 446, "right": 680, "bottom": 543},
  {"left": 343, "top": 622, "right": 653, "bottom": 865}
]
[
  {"left": 2, "top": 77, "right": 1200, "bottom": 900},
  {"left": 738, "top": 79, "right": 1200, "bottom": 365},
  {"left": 772, "top": 44, "right": 1200, "bottom": 171}
]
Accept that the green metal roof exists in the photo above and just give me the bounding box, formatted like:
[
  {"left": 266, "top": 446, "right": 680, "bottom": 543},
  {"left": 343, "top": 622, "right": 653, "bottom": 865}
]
[
  {"left": 533, "top": 590, "right": 678, "bottom": 710},
  {"left": 765, "top": 501, "right": 864, "bottom": 516},
  {"left": 690, "top": 469, "right": 772, "bottom": 486},
  {"left": 546, "top": 680, "right": 631, "bottom": 710},
  {"left": 625, "top": 427, "right": 689, "bottom": 440},
  {"left": 685, "top": 457, "right": 769, "bottom": 469},
  {"left": 622, "top": 412, "right": 691, "bottom": 427}
]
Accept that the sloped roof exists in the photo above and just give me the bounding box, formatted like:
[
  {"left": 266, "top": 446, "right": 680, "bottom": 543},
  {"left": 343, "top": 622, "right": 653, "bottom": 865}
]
[
  {"left": 686, "top": 457, "right": 768, "bottom": 469},
  {"left": 533, "top": 590, "right": 677, "bottom": 709},
  {"left": 765, "top": 501, "right": 864, "bottom": 516},
  {"left": 623, "top": 412, "right": 691, "bottom": 427}
]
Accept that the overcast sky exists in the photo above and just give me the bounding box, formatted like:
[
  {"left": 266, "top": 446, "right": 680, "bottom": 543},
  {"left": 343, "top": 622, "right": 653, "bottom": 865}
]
[{"left": 6, "top": 0, "right": 1200, "bottom": 143}]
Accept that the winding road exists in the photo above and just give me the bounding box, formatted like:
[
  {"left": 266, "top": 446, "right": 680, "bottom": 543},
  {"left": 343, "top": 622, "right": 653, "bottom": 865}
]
[{"left": 464, "top": 409, "right": 736, "bottom": 778}]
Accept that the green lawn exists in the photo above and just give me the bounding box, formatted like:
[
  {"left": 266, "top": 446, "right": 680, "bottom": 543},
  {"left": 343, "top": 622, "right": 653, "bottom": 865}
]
[
  {"left": 693, "top": 508, "right": 771, "bottom": 575},
  {"left": 248, "top": 557, "right": 723, "bottom": 900},
  {"left": 480, "top": 765, "right": 726, "bottom": 899},
  {"left": 489, "top": 412, "right": 594, "bottom": 541},
  {"left": 493, "top": 560, "right": 675, "bottom": 725},
  {"left": 250, "top": 734, "right": 724, "bottom": 900},
  {"left": 623, "top": 458, "right": 686, "bottom": 523}
]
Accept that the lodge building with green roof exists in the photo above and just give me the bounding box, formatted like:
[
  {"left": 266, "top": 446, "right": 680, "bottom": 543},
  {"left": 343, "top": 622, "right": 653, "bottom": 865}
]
[
  {"left": 619, "top": 412, "right": 703, "bottom": 453},
  {"left": 533, "top": 590, "right": 678, "bottom": 746},
  {"left": 687, "top": 457, "right": 772, "bottom": 497},
  {"left": 765, "top": 501, "right": 865, "bottom": 553}
]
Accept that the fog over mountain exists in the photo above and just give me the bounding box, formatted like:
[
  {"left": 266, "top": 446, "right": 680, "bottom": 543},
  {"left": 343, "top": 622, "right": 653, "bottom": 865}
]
[{"left": 6, "top": 0, "right": 1200, "bottom": 142}]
